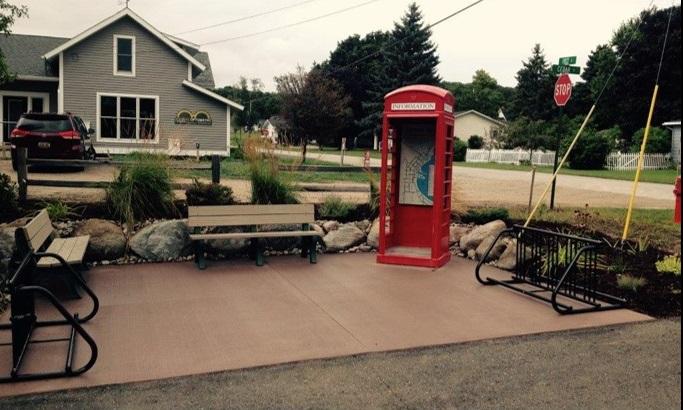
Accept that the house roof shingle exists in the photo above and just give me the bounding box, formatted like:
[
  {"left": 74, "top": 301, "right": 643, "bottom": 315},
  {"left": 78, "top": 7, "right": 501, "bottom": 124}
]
[{"left": 0, "top": 33, "right": 67, "bottom": 77}]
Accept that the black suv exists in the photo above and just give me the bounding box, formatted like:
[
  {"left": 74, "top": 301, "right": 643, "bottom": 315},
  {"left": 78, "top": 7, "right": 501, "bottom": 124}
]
[{"left": 10, "top": 113, "right": 96, "bottom": 170}]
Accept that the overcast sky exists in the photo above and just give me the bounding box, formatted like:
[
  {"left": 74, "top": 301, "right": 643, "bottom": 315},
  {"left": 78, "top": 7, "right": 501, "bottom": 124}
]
[{"left": 11, "top": 0, "right": 680, "bottom": 90}]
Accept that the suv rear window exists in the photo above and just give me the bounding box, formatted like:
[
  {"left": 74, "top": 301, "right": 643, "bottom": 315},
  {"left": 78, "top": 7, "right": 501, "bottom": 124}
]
[{"left": 16, "top": 114, "right": 73, "bottom": 133}]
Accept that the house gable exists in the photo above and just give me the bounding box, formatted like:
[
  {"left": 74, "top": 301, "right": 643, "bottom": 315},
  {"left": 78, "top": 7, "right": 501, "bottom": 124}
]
[{"left": 42, "top": 8, "right": 205, "bottom": 71}]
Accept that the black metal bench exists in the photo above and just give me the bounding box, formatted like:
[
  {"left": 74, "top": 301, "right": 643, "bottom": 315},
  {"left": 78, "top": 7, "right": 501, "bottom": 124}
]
[
  {"left": 475, "top": 225, "right": 626, "bottom": 315},
  {"left": 0, "top": 250, "right": 99, "bottom": 383}
]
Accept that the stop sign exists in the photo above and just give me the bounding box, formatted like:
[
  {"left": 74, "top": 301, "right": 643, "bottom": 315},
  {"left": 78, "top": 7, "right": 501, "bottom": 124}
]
[{"left": 554, "top": 73, "right": 572, "bottom": 106}]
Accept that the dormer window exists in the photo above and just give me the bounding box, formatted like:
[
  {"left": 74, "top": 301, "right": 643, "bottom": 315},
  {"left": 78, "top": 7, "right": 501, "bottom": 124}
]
[{"left": 114, "top": 35, "right": 135, "bottom": 76}]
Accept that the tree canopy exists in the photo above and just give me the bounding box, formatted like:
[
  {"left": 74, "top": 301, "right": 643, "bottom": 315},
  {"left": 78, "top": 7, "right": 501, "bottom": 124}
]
[{"left": 0, "top": 1, "right": 28, "bottom": 84}]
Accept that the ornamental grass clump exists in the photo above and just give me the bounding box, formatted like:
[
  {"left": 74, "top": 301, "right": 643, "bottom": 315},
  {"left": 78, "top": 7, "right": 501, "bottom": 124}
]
[
  {"left": 319, "top": 196, "right": 355, "bottom": 220},
  {"left": 656, "top": 255, "right": 681, "bottom": 276},
  {"left": 243, "top": 135, "right": 298, "bottom": 205},
  {"left": 106, "top": 152, "right": 176, "bottom": 229}
]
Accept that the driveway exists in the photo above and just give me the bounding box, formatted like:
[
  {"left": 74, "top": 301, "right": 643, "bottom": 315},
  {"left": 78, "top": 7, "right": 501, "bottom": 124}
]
[
  {"left": 0, "top": 158, "right": 674, "bottom": 208},
  {"left": 277, "top": 150, "right": 674, "bottom": 209}
]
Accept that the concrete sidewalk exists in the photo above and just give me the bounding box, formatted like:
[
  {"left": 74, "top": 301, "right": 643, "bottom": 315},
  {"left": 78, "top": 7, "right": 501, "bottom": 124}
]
[
  {"left": 0, "top": 253, "right": 649, "bottom": 398},
  {"left": 2, "top": 320, "right": 678, "bottom": 409}
]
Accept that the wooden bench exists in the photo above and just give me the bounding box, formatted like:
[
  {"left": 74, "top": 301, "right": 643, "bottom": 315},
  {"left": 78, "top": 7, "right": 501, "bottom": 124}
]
[
  {"left": 15, "top": 209, "right": 90, "bottom": 297},
  {"left": 188, "top": 204, "right": 322, "bottom": 269}
]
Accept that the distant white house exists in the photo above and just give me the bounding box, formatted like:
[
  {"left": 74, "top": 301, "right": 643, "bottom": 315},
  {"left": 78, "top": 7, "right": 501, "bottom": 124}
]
[
  {"left": 663, "top": 120, "right": 681, "bottom": 165},
  {"left": 258, "top": 116, "right": 290, "bottom": 144},
  {"left": 454, "top": 110, "right": 506, "bottom": 147}
]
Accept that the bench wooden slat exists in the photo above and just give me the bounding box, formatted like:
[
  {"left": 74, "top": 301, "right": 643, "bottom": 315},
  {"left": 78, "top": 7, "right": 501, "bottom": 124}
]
[
  {"left": 188, "top": 213, "right": 314, "bottom": 227},
  {"left": 36, "top": 235, "right": 90, "bottom": 268},
  {"left": 190, "top": 231, "right": 321, "bottom": 241},
  {"left": 188, "top": 204, "right": 312, "bottom": 217},
  {"left": 23, "top": 210, "right": 54, "bottom": 251}
]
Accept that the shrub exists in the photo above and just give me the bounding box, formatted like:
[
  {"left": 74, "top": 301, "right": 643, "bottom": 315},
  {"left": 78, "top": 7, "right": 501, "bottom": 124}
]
[
  {"left": 242, "top": 135, "right": 297, "bottom": 205},
  {"left": 655, "top": 255, "right": 681, "bottom": 276},
  {"left": 453, "top": 139, "right": 467, "bottom": 162},
  {"left": 319, "top": 196, "right": 355, "bottom": 220},
  {"left": 0, "top": 172, "right": 18, "bottom": 220},
  {"left": 467, "top": 135, "right": 484, "bottom": 149},
  {"left": 568, "top": 129, "right": 614, "bottom": 170},
  {"left": 461, "top": 207, "right": 509, "bottom": 224},
  {"left": 185, "top": 179, "right": 235, "bottom": 206},
  {"left": 106, "top": 152, "right": 176, "bottom": 227},
  {"left": 631, "top": 127, "right": 671, "bottom": 154},
  {"left": 617, "top": 274, "right": 647, "bottom": 292}
]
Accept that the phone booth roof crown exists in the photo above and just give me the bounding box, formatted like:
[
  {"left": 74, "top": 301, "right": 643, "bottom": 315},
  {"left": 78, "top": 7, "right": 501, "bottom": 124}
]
[{"left": 385, "top": 84, "right": 453, "bottom": 100}]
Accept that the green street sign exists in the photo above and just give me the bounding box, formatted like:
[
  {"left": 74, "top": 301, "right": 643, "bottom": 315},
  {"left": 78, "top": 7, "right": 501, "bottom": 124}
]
[
  {"left": 558, "top": 56, "right": 577, "bottom": 65},
  {"left": 552, "top": 64, "right": 581, "bottom": 75}
]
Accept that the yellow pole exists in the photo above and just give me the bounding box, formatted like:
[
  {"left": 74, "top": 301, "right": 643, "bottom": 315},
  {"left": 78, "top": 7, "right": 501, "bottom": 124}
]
[
  {"left": 622, "top": 85, "right": 660, "bottom": 241},
  {"left": 524, "top": 104, "right": 596, "bottom": 227}
]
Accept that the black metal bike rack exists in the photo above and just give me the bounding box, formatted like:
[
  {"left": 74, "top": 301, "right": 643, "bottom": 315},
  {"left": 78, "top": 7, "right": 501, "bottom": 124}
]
[
  {"left": 475, "top": 225, "right": 626, "bottom": 315},
  {"left": 0, "top": 251, "right": 99, "bottom": 383}
]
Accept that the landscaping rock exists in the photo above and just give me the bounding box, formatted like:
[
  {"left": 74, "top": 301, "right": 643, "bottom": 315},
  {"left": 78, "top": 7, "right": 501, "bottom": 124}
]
[
  {"left": 130, "top": 220, "right": 191, "bottom": 261},
  {"left": 367, "top": 218, "right": 380, "bottom": 249},
  {"left": 260, "top": 224, "right": 302, "bottom": 251},
  {"left": 74, "top": 219, "right": 126, "bottom": 262},
  {"left": 312, "top": 224, "right": 325, "bottom": 237},
  {"left": 323, "top": 223, "right": 366, "bottom": 252},
  {"left": 495, "top": 240, "right": 532, "bottom": 271},
  {"left": 449, "top": 224, "right": 470, "bottom": 246},
  {"left": 475, "top": 235, "right": 508, "bottom": 262},
  {"left": 322, "top": 221, "right": 339, "bottom": 233},
  {"left": 0, "top": 228, "right": 17, "bottom": 279},
  {"left": 206, "top": 227, "right": 249, "bottom": 254},
  {"left": 459, "top": 220, "right": 507, "bottom": 251},
  {"left": 467, "top": 249, "right": 477, "bottom": 260},
  {"left": 355, "top": 219, "right": 371, "bottom": 233}
]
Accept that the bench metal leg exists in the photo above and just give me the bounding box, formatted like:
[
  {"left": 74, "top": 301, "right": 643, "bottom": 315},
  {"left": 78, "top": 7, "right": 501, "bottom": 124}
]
[
  {"left": 309, "top": 238, "right": 317, "bottom": 264},
  {"left": 301, "top": 237, "right": 310, "bottom": 258},
  {"left": 194, "top": 241, "right": 206, "bottom": 270},
  {"left": 250, "top": 239, "right": 264, "bottom": 267}
]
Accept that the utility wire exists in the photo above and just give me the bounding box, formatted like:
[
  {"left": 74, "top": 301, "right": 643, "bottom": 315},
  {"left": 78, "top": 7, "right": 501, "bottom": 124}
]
[
  {"left": 199, "top": 0, "right": 383, "bottom": 46},
  {"left": 655, "top": 3, "right": 674, "bottom": 84},
  {"left": 175, "top": 0, "right": 323, "bottom": 36}
]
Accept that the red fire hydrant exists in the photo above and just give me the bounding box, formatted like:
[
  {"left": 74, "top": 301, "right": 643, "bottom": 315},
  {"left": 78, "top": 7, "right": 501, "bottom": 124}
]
[{"left": 675, "top": 176, "right": 681, "bottom": 224}]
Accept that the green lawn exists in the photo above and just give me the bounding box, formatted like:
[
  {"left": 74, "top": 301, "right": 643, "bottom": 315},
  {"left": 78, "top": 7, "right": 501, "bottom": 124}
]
[
  {"left": 455, "top": 161, "right": 680, "bottom": 185},
  {"left": 191, "top": 157, "right": 377, "bottom": 184}
]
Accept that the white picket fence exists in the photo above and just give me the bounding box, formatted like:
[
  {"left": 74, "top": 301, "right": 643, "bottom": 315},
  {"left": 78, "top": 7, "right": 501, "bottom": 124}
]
[
  {"left": 605, "top": 152, "right": 672, "bottom": 170},
  {"left": 465, "top": 149, "right": 556, "bottom": 166}
]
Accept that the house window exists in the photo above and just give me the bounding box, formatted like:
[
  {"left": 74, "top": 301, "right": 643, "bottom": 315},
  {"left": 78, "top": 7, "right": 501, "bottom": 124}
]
[
  {"left": 98, "top": 94, "right": 158, "bottom": 142},
  {"left": 114, "top": 35, "right": 135, "bottom": 76}
]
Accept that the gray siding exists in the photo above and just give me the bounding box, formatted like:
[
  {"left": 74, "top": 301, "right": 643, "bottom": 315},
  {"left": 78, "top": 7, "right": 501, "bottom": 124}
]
[{"left": 62, "top": 16, "right": 229, "bottom": 153}]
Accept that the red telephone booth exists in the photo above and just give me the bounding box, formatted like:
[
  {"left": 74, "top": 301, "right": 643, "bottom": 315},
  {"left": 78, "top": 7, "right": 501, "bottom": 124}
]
[{"left": 376, "top": 85, "right": 455, "bottom": 268}]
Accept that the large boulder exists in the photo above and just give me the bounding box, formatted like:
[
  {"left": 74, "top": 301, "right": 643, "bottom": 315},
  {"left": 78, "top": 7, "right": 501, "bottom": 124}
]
[
  {"left": 74, "top": 219, "right": 126, "bottom": 262},
  {"left": 366, "top": 218, "right": 380, "bottom": 249},
  {"left": 259, "top": 224, "right": 302, "bottom": 251},
  {"left": 449, "top": 225, "right": 470, "bottom": 246},
  {"left": 459, "top": 220, "right": 507, "bottom": 251},
  {"left": 496, "top": 240, "right": 533, "bottom": 271},
  {"left": 323, "top": 223, "right": 366, "bottom": 252},
  {"left": 130, "top": 220, "right": 191, "bottom": 261},
  {"left": 322, "top": 221, "right": 339, "bottom": 233},
  {"left": 475, "top": 235, "right": 508, "bottom": 262},
  {"left": 202, "top": 226, "right": 249, "bottom": 255}
]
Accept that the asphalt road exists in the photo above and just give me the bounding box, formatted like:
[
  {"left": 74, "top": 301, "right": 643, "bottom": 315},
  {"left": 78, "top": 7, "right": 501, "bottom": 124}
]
[{"left": 1, "top": 320, "right": 679, "bottom": 410}]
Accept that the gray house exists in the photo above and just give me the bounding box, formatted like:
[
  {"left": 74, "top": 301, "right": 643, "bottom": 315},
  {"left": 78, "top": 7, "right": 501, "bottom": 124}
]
[{"left": 0, "top": 7, "right": 243, "bottom": 156}]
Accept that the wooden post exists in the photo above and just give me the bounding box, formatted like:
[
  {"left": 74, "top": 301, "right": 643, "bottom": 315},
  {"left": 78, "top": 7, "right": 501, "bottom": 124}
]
[
  {"left": 17, "top": 147, "right": 28, "bottom": 205},
  {"left": 211, "top": 155, "right": 220, "bottom": 184},
  {"left": 527, "top": 166, "right": 536, "bottom": 214}
]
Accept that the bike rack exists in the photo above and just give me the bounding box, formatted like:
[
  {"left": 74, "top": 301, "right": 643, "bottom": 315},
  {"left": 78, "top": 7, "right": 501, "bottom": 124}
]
[
  {"left": 475, "top": 225, "right": 626, "bottom": 315},
  {"left": 0, "top": 251, "right": 99, "bottom": 383}
]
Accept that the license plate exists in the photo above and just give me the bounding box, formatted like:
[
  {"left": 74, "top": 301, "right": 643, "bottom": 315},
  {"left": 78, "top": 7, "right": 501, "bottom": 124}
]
[{"left": 38, "top": 142, "right": 51, "bottom": 149}]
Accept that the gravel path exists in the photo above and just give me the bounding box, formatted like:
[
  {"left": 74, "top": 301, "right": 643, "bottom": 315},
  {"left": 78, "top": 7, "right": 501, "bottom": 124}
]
[
  {"left": 1, "top": 320, "right": 679, "bottom": 410},
  {"left": 1, "top": 158, "right": 673, "bottom": 208}
]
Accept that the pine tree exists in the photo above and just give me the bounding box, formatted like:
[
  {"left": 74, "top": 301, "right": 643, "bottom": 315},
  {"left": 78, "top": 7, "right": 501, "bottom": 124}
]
[
  {"left": 512, "top": 44, "right": 555, "bottom": 120},
  {"left": 359, "top": 3, "right": 440, "bottom": 140}
]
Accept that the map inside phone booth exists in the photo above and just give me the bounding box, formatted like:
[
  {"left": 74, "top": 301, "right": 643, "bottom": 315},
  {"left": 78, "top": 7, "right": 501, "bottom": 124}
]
[{"left": 398, "top": 121, "right": 435, "bottom": 206}]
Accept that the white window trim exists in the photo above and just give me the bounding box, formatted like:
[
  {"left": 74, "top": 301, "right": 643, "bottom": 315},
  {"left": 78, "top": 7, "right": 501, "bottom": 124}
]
[
  {"left": 0, "top": 91, "right": 51, "bottom": 141},
  {"left": 96, "top": 92, "right": 159, "bottom": 144},
  {"left": 113, "top": 35, "right": 136, "bottom": 77}
]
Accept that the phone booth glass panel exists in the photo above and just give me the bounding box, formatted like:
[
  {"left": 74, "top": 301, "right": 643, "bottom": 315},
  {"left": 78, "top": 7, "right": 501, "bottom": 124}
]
[{"left": 376, "top": 85, "right": 455, "bottom": 269}]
